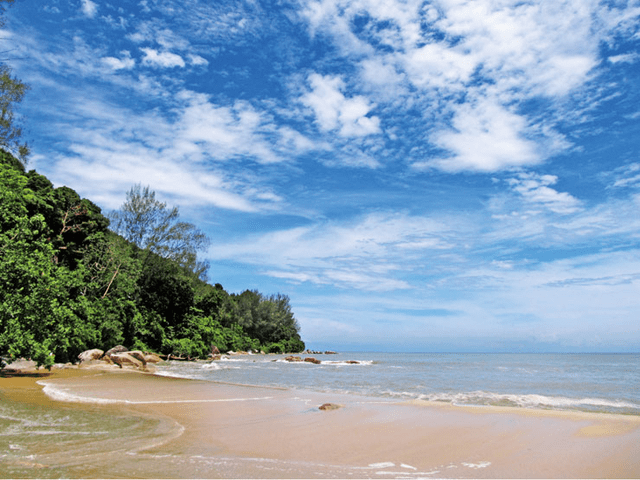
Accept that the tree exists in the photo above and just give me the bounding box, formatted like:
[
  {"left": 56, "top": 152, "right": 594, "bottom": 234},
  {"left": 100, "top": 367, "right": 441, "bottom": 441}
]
[
  {"left": 109, "top": 184, "right": 210, "bottom": 278},
  {"left": 0, "top": 1, "right": 30, "bottom": 164}
]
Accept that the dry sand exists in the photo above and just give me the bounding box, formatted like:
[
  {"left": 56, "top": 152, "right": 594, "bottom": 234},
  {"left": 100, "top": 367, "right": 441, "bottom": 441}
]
[{"left": 1, "top": 366, "right": 639, "bottom": 478}]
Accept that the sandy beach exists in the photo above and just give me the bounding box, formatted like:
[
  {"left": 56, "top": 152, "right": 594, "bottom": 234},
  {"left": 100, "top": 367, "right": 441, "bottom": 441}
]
[{"left": 1, "top": 366, "right": 639, "bottom": 479}]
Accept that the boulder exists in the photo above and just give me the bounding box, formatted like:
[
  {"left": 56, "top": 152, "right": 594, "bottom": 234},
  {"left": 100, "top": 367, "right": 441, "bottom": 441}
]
[
  {"left": 304, "top": 357, "right": 321, "bottom": 364},
  {"left": 78, "top": 349, "right": 104, "bottom": 363},
  {"left": 105, "top": 345, "right": 128, "bottom": 357},
  {"left": 144, "top": 353, "right": 163, "bottom": 364},
  {"left": 126, "top": 350, "right": 147, "bottom": 365},
  {"left": 284, "top": 356, "right": 302, "bottom": 362},
  {"left": 211, "top": 345, "right": 221, "bottom": 355},
  {"left": 110, "top": 352, "right": 144, "bottom": 369},
  {"left": 1, "top": 359, "right": 38, "bottom": 374},
  {"left": 319, "top": 403, "right": 342, "bottom": 411},
  {"left": 345, "top": 360, "right": 360, "bottom": 364}
]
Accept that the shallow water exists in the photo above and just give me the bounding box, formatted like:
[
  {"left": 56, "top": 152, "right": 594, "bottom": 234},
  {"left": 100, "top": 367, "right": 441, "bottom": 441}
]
[{"left": 156, "top": 352, "right": 640, "bottom": 415}]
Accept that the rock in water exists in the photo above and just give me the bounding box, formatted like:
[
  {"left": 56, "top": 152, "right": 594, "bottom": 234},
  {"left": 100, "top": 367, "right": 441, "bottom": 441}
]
[
  {"left": 78, "top": 349, "right": 104, "bottom": 363},
  {"left": 304, "top": 357, "right": 322, "bottom": 364}
]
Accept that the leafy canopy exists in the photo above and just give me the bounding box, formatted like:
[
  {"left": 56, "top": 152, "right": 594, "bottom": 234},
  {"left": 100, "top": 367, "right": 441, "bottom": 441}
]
[{"left": 109, "top": 184, "right": 210, "bottom": 278}]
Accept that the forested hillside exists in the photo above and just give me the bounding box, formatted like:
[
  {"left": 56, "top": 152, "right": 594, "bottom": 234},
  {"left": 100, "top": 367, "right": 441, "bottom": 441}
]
[{"left": 0, "top": 149, "right": 305, "bottom": 368}]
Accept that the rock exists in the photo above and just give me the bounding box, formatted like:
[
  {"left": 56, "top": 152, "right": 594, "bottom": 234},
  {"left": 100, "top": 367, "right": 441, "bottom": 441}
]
[
  {"left": 319, "top": 403, "right": 342, "bottom": 411},
  {"left": 210, "top": 354, "right": 221, "bottom": 361},
  {"left": 1, "top": 359, "right": 38, "bottom": 374},
  {"left": 345, "top": 360, "right": 360, "bottom": 364},
  {"left": 324, "top": 351, "right": 338, "bottom": 355},
  {"left": 144, "top": 353, "right": 163, "bottom": 364},
  {"left": 110, "top": 352, "right": 144, "bottom": 369},
  {"left": 211, "top": 345, "right": 221, "bottom": 355},
  {"left": 260, "top": 350, "right": 266, "bottom": 355},
  {"left": 284, "top": 356, "right": 302, "bottom": 362},
  {"left": 304, "top": 357, "right": 322, "bottom": 364},
  {"left": 105, "top": 345, "right": 128, "bottom": 357},
  {"left": 126, "top": 350, "right": 147, "bottom": 365},
  {"left": 78, "top": 349, "right": 104, "bottom": 363}
]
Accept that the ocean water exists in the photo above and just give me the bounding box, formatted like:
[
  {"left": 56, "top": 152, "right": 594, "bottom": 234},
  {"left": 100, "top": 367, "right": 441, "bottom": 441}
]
[{"left": 155, "top": 352, "right": 640, "bottom": 416}]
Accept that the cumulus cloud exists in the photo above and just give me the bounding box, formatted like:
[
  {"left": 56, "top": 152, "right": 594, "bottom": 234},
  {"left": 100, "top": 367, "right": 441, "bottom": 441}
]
[
  {"left": 101, "top": 51, "right": 135, "bottom": 70},
  {"left": 298, "top": 0, "right": 611, "bottom": 172},
  {"left": 140, "top": 48, "right": 185, "bottom": 68},
  {"left": 422, "top": 97, "right": 541, "bottom": 172},
  {"left": 80, "top": 0, "right": 98, "bottom": 18},
  {"left": 301, "top": 73, "right": 381, "bottom": 138}
]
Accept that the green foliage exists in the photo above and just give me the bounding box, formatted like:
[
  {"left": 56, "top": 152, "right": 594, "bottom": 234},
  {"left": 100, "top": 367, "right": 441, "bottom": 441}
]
[
  {"left": 109, "top": 184, "right": 210, "bottom": 279},
  {"left": 0, "top": 65, "right": 29, "bottom": 164},
  {"left": 0, "top": 151, "right": 305, "bottom": 368}
]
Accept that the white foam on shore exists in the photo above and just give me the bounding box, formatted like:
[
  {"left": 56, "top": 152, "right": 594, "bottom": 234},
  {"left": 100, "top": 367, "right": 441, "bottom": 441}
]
[
  {"left": 37, "top": 380, "right": 272, "bottom": 405},
  {"left": 413, "top": 390, "right": 640, "bottom": 413}
]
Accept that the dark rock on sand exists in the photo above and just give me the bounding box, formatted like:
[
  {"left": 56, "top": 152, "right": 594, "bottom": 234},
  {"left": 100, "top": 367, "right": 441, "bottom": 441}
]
[{"left": 319, "top": 403, "right": 342, "bottom": 411}]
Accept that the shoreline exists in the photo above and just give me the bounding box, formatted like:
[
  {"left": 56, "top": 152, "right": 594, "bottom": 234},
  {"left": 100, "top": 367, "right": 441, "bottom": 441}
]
[{"left": 1, "top": 366, "right": 640, "bottom": 478}]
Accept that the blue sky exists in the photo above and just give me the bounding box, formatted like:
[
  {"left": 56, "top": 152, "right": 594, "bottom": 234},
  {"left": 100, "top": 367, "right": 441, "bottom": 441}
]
[{"left": 6, "top": 0, "right": 640, "bottom": 352}]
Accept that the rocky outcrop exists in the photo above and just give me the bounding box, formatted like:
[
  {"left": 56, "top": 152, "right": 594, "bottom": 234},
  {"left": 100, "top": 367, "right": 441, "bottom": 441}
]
[
  {"left": 304, "top": 357, "right": 322, "bottom": 364},
  {"left": 110, "top": 352, "right": 144, "bottom": 369},
  {"left": 144, "top": 353, "right": 163, "bottom": 364},
  {"left": 125, "top": 350, "right": 147, "bottom": 364},
  {"left": 105, "top": 345, "right": 128, "bottom": 357},
  {"left": 0, "top": 358, "right": 38, "bottom": 374},
  {"left": 78, "top": 349, "right": 104, "bottom": 363}
]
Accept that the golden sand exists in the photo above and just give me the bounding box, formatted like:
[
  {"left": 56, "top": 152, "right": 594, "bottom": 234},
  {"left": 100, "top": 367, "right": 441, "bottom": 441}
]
[{"left": 1, "top": 367, "right": 639, "bottom": 478}]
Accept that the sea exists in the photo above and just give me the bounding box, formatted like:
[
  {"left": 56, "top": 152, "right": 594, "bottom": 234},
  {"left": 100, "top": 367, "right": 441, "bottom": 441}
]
[
  {"left": 155, "top": 352, "right": 640, "bottom": 416},
  {"left": 1, "top": 352, "right": 639, "bottom": 478}
]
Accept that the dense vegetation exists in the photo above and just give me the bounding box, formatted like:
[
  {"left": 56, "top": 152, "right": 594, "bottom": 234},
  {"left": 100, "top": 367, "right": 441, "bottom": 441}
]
[{"left": 0, "top": 150, "right": 305, "bottom": 368}]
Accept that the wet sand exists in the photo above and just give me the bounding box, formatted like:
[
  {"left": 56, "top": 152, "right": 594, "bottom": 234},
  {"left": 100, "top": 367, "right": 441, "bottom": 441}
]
[{"left": 1, "top": 367, "right": 639, "bottom": 478}]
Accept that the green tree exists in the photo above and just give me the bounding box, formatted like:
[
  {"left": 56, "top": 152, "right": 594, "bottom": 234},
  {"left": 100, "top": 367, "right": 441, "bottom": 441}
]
[
  {"left": 109, "top": 184, "right": 210, "bottom": 278},
  {"left": 0, "top": 1, "right": 30, "bottom": 164}
]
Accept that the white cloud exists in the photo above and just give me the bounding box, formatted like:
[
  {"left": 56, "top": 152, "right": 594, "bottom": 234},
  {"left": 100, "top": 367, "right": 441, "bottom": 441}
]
[
  {"left": 610, "top": 163, "right": 640, "bottom": 189},
  {"left": 188, "top": 54, "right": 209, "bottom": 66},
  {"left": 209, "top": 212, "right": 455, "bottom": 291},
  {"left": 301, "top": 73, "right": 381, "bottom": 138},
  {"left": 80, "top": 0, "right": 98, "bottom": 18},
  {"left": 608, "top": 52, "right": 640, "bottom": 64},
  {"left": 298, "top": 0, "right": 612, "bottom": 172},
  {"left": 141, "top": 48, "right": 186, "bottom": 68},
  {"left": 422, "top": 97, "right": 541, "bottom": 172},
  {"left": 507, "top": 173, "right": 582, "bottom": 214},
  {"left": 101, "top": 51, "right": 135, "bottom": 70}
]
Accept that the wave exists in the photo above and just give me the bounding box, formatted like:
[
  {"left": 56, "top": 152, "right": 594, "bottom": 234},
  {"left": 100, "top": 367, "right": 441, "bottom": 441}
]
[{"left": 412, "top": 390, "right": 640, "bottom": 414}]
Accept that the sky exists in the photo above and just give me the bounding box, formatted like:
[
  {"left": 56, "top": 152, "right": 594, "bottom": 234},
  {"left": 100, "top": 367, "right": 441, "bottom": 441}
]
[{"left": 5, "top": 0, "right": 640, "bottom": 352}]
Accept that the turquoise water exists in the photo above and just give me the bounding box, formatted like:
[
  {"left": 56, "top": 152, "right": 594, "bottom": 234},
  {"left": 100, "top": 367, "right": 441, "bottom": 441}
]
[{"left": 156, "top": 352, "right": 640, "bottom": 415}]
